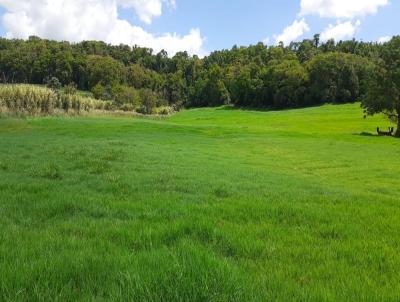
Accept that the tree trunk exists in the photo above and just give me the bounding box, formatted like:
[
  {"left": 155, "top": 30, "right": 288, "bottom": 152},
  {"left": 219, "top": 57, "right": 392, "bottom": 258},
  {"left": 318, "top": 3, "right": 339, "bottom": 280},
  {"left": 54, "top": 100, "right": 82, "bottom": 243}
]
[{"left": 396, "top": 115, "right": 400, "bottom": 138}]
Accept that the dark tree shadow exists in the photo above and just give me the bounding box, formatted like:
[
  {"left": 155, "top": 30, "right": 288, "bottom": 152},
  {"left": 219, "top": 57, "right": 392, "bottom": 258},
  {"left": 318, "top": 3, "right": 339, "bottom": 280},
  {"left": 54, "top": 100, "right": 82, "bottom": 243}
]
[
  {"left": 359, "top": 132, "right": 375, "bottom": 137},
  {"left": 216, "top": 103, "right": 337, "bottom": 113}
]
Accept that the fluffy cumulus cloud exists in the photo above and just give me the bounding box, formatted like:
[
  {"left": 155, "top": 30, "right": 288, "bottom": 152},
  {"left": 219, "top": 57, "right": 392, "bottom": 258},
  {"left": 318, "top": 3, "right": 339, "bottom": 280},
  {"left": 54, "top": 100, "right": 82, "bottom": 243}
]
[
  {"left": 378, "top": 36, "right": 391, "bottom": 43},
  {"left": 271, "top": 0, "right": 390, "bottom": 45},
  {"left": 0, "top": 0, "right": 205, "bottom": 56},
  {"left": 300, "top": 0, "right": 389, "bottom": 19},
  {"left": 118, "top": 0, "right": 175, "bottom": 24},
  {"left": 307, "top": 0, "right": 389, "bottom": 42},
  {"left": 320, "top": 20, "right": 361, "bottom": 41},
  {"left": 274, "top": 18, "right": 310, "bottom": 45}
]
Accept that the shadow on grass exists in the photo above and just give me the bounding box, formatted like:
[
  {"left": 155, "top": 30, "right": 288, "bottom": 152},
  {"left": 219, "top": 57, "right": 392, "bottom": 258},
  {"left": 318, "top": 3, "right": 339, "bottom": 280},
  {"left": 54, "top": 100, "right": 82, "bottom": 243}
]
[
  {"left": 359, "top": 132, "right": 375, "bottom": 137},
  {"left": 215, "top": 102, "right": 343, "bottom": 113},
  {"left": 356, "top": 132, "right": 400, "bottom": 139},
  {"left": 216, "top": 105, "right": 292, "bottom": 113}
]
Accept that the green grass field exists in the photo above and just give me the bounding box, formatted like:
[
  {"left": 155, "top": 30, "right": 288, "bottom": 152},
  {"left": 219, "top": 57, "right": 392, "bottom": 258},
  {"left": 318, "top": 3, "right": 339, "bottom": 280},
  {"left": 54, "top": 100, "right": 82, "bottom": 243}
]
[{"left": 1, "top": 103, "right": 399, "bottom": 301}]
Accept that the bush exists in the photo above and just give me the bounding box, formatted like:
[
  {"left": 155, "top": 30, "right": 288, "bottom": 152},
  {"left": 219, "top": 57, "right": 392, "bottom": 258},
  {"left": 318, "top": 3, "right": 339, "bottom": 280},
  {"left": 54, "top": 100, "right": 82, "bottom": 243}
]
[
  {"left": 92, "top": 83, "right": 113, "bottom": 101},
  {"left": 45, "top": 77, "right": 62, "bottom": 91},
  {"left": 112, "top": 85, "right": 140, "bottom": 108},
  {"left": 139, "top": 89, "right": 157, "bottom": 114},
  {"left": 120, "top": 103, "right": 136, "bottom": 112},
  {"left": 154, "top": 106, "right": 174, "bottom": 115}
]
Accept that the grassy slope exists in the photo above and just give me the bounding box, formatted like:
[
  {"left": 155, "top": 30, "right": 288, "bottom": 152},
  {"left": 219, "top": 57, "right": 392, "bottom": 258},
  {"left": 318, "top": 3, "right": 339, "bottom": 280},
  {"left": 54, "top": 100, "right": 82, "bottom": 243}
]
[{"left": 0, "top": 103, "right": 399, "bottom": 301}]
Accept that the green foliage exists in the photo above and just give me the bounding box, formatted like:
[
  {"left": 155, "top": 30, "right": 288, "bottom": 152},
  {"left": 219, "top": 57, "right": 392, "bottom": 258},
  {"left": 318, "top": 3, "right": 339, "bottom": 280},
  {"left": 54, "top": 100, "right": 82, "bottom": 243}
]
[
  {"left": 0, "top": 35, "right": 396, "bottom": 112},
  {"left": 45, "top": 76, "right": 62, "bottom": 91},
  {"left": 112, "top": 85, "right": 140, "bottom": 109},
  {"left": 138, "top": 88, "right": 158, "bottom": 114},
  {"left": 191, "top": 65, "right": 231, "bottom": 107},
  {"left": 266, "top": 59, "right": 309, "bottom": 108},
  {"left": 128, "top": 64, "right": 164, "bottom": 91},
  {"left": 362, "top": 37, "right": 400, "bottom": 137},
  {"left": 290, "top": 39, "right": 318, "bottom": 63},
  {"left": 91, "top": 83, "right": 106, "bottom": 100},
  {"left": 227, "top": 64, "right": 262, "bottom": 107},
  {"left": 306, "top": 53, "right": 366, "bottom": 104},
  {"left": 165, "top": 70, "right": 187, "bottom": 105},
  {"left": 86, "top": 55, "right": 126, "bottom": 89}
]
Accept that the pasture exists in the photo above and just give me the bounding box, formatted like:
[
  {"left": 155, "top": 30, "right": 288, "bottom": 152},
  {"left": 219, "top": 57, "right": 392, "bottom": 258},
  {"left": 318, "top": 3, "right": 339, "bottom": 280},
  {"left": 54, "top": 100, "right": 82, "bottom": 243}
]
[{"left": 0, "top": 103, "right": 399, "bottom": 301}]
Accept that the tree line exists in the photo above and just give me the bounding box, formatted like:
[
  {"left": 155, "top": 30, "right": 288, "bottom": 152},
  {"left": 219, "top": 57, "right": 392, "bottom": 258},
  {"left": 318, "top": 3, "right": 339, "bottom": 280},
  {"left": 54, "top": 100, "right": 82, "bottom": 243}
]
[{"left": 0, "top": 35, "right": 399, "bottom": 135}]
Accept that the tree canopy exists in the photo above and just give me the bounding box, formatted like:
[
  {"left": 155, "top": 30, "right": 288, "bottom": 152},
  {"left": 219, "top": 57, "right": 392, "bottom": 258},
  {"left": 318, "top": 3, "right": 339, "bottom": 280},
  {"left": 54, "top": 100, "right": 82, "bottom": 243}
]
[
  {"left": 362, "top": 37, "right": 400, "bottom": 137},
  {"left": 0, "top": 35, "right": 398, "bottom": 133}
]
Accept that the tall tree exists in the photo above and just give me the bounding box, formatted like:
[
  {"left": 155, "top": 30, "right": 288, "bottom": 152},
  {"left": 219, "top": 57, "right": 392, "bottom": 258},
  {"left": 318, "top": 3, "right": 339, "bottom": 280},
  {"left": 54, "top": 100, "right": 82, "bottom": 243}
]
[{"left": 362, "top": 37, "right": 400, "bottom": 137}]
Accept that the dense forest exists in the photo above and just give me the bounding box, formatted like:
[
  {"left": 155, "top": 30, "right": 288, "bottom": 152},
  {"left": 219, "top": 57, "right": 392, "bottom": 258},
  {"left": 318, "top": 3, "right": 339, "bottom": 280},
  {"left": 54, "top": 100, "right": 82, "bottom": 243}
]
[{"left": 0, "top": 35, "right": 399, "bottom": 119}]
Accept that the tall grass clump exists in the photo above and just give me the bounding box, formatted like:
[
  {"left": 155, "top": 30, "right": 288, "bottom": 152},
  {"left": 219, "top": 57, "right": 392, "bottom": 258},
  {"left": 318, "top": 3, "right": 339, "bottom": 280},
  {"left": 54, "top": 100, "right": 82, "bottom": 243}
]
[
  {"left": 58, "top": 93, "right": 113, "bottom": 112},
  {"left": 0, "top": 84, "right": 111, "bottom": 116}
]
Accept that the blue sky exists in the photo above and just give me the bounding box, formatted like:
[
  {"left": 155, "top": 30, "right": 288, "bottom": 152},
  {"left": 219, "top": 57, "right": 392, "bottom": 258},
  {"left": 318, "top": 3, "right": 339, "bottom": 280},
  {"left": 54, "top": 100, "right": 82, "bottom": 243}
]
[
  {"left": 0, "top": 0, "right": 398, "bottom": 55},
  {"left": 130, "top": 0, "right": 300, "bottom": 50},
  {"left": 141, "top": 0, "right": 398, "bottom": 50},
  {"left": 0, "top": 6, "right": 4, "bottom": 37}
]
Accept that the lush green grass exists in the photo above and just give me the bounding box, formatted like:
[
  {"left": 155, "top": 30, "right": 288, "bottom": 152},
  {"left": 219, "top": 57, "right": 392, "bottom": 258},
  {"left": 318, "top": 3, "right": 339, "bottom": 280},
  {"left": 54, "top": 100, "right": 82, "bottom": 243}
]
[{"left": 0, "top": 103, "right": 399, "bottom": 301}]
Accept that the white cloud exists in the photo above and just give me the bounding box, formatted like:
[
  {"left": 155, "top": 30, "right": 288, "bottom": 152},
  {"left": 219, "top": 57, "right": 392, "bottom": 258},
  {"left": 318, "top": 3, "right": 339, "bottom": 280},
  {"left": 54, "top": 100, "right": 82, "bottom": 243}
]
[
  {"left": 378, "top": 36, "right": 391, "bottom": 43},
  {"left": 118, "top": 0, "right": 175, "bottom": 24},
  {"left": 0, "top": 0, "right": 205, "bottom": 56},
  {"left": 107, "top": 23, "right": 205, "bottom": 56},
  {"left": 320, "top": 20, "right": 361, "bottom": 41},
  {"left": 300, "top": 0, "right": 389, "bottom": 19},
  {"left": 269, "top": 0, "right": 389, "bottom": 46},
  {"left": 274, "top": 18, "right": 310, "bottom": 45},
  {"left": 263, "top": 37, "right": 270, "bottom": 45}
]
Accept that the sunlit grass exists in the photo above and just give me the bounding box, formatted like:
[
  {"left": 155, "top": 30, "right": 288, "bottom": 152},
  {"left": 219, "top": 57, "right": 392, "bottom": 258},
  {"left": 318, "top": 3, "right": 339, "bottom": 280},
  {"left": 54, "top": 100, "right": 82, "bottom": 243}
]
[{"left": 0, "top": 103, "right": 399, "bottom": 301}]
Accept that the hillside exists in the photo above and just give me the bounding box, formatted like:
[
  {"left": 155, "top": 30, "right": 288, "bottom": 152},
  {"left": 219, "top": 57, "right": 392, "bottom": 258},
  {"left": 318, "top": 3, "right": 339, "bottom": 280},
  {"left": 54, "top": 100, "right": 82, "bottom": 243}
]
[{"left": 0, "top": 104, "right": 399, "bottom": 301}]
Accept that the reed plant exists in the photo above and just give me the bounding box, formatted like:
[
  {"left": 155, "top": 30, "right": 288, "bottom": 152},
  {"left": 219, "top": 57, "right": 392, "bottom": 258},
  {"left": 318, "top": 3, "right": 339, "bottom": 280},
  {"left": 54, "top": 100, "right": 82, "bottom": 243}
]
[{"left": 0, "top": 84, "right": 111, "bottom": 115}]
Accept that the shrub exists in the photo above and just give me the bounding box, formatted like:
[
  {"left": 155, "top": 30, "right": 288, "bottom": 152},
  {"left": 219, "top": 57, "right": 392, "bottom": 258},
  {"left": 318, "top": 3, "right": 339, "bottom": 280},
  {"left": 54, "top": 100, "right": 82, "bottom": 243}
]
[
  {"left": 91, "top": 83, "right": 105, "bottom": 100},
  {"left": 120, "top": 103, "right": 136, "bottom": 112},
  {"left": 154, "top": 106, "right": 174, "bottom": 115},
  {"left": 112, "top": 85, "right": 140, "bottom": 108},
  {"left": 92, "top": 83, "right": 113, "bottom": 100},
  {"left": 139, "top": 89, "right": 157, "bottom": 114},
  {"left": 45, "top": 77, "right": 62, "bottom": 91}
]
